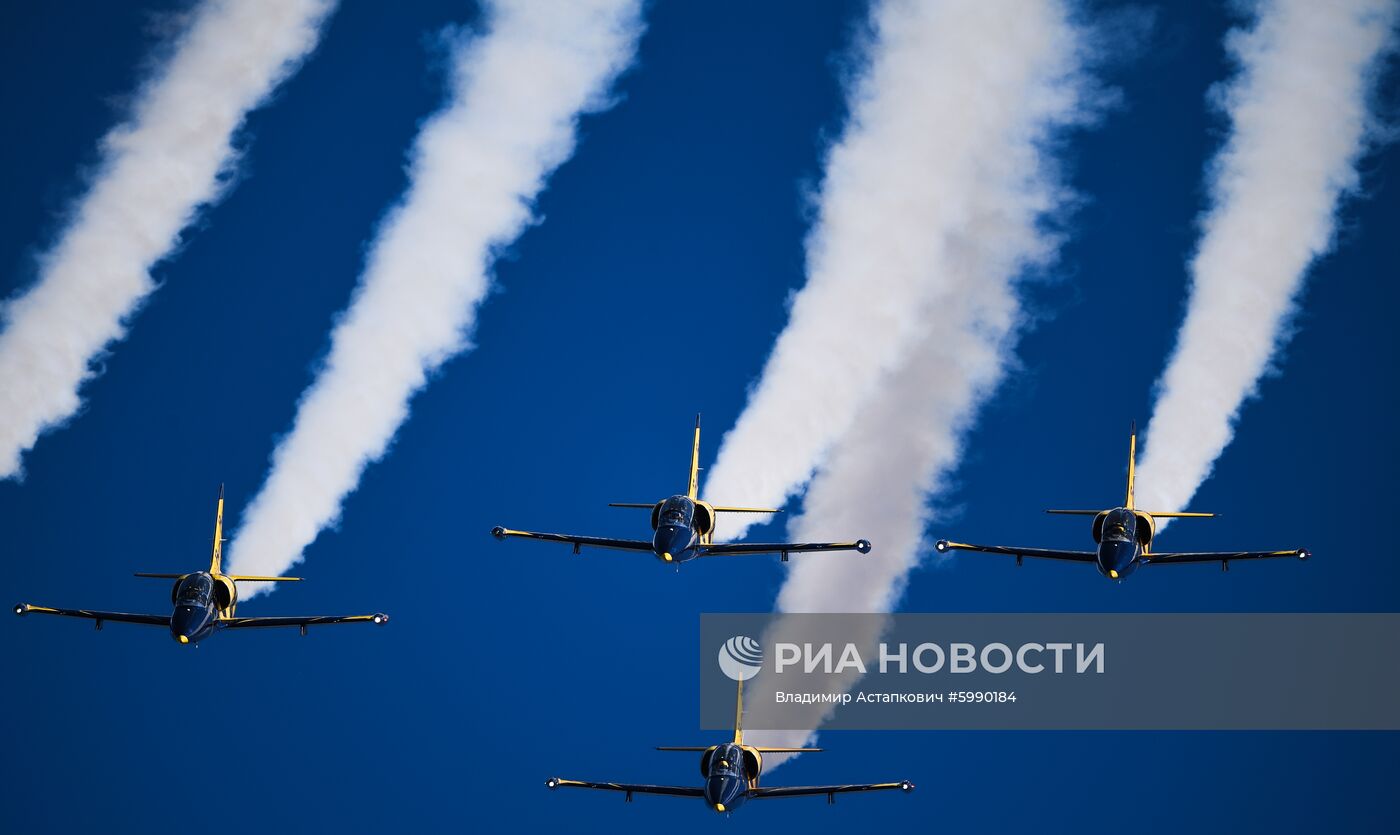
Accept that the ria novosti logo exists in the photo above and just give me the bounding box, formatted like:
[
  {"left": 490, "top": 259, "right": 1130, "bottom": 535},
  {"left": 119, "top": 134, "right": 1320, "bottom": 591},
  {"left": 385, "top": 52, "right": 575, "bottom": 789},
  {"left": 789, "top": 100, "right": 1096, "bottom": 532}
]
[{"left": 718, "top": 635, "right": 763, "bottom": 681}]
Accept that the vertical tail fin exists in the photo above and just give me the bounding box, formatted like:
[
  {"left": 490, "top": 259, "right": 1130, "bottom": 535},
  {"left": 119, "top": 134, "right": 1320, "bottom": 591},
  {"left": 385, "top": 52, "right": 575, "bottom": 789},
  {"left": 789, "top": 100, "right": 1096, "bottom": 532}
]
[
  {"left": 1125, "top": 422, "right": 1137, "bottom": 510},
  {"left": 209, "top": 484, "right": 226, "bottom": 574},
  {"left": 688, "top": 414, "right": 702, "bottom": 500},
  {"left": 733, "top": 675, "right": 744, "bottom": 745}
]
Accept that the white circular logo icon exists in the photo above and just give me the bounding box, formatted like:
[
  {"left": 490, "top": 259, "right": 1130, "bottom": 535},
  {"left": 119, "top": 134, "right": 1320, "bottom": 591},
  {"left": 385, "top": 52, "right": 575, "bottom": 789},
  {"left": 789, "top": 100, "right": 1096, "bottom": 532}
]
[{"left": 718, "top": 635, "right": 763, "bottom": 681}]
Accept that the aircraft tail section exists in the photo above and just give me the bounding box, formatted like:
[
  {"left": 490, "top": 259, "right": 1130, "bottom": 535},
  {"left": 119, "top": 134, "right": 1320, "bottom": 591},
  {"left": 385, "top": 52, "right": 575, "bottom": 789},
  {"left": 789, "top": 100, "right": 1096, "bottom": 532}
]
[
  {"left": 733, "top": 675, "right": 744, "bottom": 745},
  {"left": 1123, "top": 423, "right": 1218, "bottom": 519},
  {"left": 688, "top": 415, "right": 702, "bottom": 500},
  {"left": 209, "top": 485, "right": 226, "bottom": 574},
  {"left": 1047, "top": 425, "right": 1216, "bottom": 519},
  {"left": 658, "top": 678, "right": 820, "bottom": 754},
  {"left": 1125, "top": 423, "right": 1137, "bottom": 510}
]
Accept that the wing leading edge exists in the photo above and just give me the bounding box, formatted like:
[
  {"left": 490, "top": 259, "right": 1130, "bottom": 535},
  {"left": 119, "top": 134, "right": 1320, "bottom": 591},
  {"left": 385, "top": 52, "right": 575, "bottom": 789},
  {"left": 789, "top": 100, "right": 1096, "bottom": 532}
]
[
  {"left": 545, "top": 777, "right": 703, "bottom": 798},
  {"left": 221, "top": 613, "right": 389, "bottom": 630},
  {"left": 14, "top": 603, "right": 170, "bottom": 627},
  {"left": 700, "top": 539, "right": 872, "bottom": 559},
  {"left": 1145, "top": 549, "right": 1310, "bottom": 566},
  {"left": 751, "top": 780, "right": 915, "bottom": 800},
  {"left": 491, "top": 526, "right": 653, "bottom": 554},
  {"left": 934, "top": 540, "right": 1096, "bottom": 563}
]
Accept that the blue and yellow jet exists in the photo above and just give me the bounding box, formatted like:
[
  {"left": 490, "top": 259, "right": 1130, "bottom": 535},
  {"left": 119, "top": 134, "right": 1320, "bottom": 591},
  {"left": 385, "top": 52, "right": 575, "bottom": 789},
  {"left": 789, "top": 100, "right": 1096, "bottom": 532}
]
[
  {"left": 14, "top": 488, "right": 389, "bottom": 644},
  {"left": 935, "top": 424, "right": 1310, "bottom": 579},
  {"left": 493, "top": 417, "right": 871, "bottom": 564},
  {"left": 546, "top": 677, "right": 914, "bottom": 813}
]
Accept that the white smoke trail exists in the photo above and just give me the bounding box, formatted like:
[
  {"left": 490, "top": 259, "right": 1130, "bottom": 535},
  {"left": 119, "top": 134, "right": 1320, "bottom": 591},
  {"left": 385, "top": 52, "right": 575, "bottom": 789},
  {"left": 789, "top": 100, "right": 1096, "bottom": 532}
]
[
  {"left": 701, "top": 0, "right": 1089, "bottom": 540},
  {"left": 1137, "top": 0, "right": 1397, "bottom": 520},
  {"left": 0, "top": 0, "right": 336, "bottom": 478},
  {"left": 731, "top": 0, "right": 1098, "bottom": 757},
  {"left": 225, "top": 0, "right": 643, "bottom": 592}
]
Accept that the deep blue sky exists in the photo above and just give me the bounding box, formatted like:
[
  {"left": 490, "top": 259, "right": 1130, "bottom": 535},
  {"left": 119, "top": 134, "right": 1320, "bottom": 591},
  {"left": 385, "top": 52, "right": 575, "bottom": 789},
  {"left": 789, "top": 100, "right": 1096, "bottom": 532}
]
[{"left": 2, "top": 1, "right": 1396, "bottom": 832}]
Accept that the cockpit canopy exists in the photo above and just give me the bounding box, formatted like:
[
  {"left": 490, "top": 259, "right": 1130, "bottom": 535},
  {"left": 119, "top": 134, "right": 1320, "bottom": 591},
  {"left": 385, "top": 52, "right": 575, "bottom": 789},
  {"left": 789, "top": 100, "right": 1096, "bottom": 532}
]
[
  {"left": 699, "top": 743, "right": 761, "bottom": 780},
  {"left": 706, "top": 744, "right": 743, "bottom": 777},
  {"left": 175, "top": 574, "right": 213, "bottom": 607},
  {"left": 1100, "top": 509, "right": 1137, "bottom": 543},
  {"left": 658, "top": 496, "right": 694, "bottom": 528}
]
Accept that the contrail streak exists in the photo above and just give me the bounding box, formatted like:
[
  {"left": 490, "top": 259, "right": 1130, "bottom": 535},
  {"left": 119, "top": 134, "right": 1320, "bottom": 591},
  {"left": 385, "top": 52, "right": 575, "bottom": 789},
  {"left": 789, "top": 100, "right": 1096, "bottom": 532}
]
[
  {"left": 225, "top": 0, "right": 643, "bottom": 593},
  {"left": 0, "top": 0, "right": 336, "bottom": 478},
  {"left": 702, "top": 0, "right": 1091, "bottom": 541},
  {"left": 730, "top": 0, "right": 1098, "bottom": 760},
  {"left": 1137, "top": 0, "right": 1396, "bottom": 521}
]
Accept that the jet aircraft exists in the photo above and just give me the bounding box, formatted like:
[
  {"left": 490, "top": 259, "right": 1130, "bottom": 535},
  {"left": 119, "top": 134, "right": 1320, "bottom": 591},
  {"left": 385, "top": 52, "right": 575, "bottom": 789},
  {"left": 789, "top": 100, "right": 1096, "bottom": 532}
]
[
  {"left": 545, "top": 677, "right": 914, "bottom": 812},
  {"left": 493, "top": 417, "right": 871, "bottom": 564},
  {"left": 935, "top": 424, "right": 1310, "bottom": 579},
  {"left": 15, "top": 488, "right": 389, "bottom": 643}
]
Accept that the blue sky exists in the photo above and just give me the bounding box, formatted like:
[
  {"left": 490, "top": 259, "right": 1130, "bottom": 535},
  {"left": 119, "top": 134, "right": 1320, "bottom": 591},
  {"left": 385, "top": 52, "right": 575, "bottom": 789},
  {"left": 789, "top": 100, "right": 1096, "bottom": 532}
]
[{"left": 2, "top": 1, "right": 1397, "bottom": 832}]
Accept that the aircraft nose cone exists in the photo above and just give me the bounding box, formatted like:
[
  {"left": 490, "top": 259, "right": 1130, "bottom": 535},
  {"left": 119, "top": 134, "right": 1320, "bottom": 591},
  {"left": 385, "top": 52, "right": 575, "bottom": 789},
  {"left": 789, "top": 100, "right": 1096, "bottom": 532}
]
[
  {"left": 1098, "top": 540, "right": 1137, "bottom": 579},
  {"left": 653, "top": 526, "right": 693, "bottom": 562},
  {"left": 170, "top": 605, "right": 209, "bottom": 644},
  {"left": 705, "top": 775, "right": 746, "bottom": 812}
]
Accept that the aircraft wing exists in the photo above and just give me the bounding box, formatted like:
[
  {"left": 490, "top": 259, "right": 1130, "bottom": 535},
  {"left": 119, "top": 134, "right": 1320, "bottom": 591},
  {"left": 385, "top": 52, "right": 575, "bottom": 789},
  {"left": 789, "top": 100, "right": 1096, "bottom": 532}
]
[
  {"left": 14, "top": 603, "right": 170, "bottom": 627},
  {"left": 1145, "top": 548, "right": 1309, "bottom": 566},
  {"left": 935, "top": 540, "right": 1096, "bottom": 562},
  {"left": 751, "top": 780, "right": 914, "bottom": 799},
  {"left": 546, "top": 777, "right": 703, "bottom": 798},
  {"left": 700, "top": 539, "right": 871, "bottom": 558},
  {"left": 221, "top": 613, "right": 389, "bottom": 629},
  {"left": 492, "top": 526, "right": 653, "bottom": 554}
]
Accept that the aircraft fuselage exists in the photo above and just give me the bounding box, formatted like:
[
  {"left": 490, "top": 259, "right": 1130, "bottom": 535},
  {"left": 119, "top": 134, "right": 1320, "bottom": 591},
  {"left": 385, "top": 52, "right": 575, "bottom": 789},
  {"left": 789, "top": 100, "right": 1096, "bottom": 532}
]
[
  {"left": 170, "top": 572, "right": 224, "bottom": 645},
  {"left": 703, "top": 742, "right": 753, "bottom": 812},
  {"left": 1094, "top": 507, "right": 1148, "bottom": 580},
  {"left": 653, "top": 495, "right": 705, "bottom": 563}
]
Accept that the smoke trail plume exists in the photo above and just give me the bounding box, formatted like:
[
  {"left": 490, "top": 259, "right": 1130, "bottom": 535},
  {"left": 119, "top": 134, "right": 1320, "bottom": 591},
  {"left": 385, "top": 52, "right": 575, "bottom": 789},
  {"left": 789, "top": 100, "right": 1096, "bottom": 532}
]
[
  {"left": 225, "top": 0, "right": 643, "bottom": 592},
  {"left": 0, "top": 0, "right": 336, "bottom": 478},
  {"left": 702, "top": 0, "right": 1090, "bottom": 540},
  {"left": 1137, "top": 0, "right": 1396, "bottom": 519},
  {"left": 731, "top": 0, "right": 1098, "bottom": 758}
]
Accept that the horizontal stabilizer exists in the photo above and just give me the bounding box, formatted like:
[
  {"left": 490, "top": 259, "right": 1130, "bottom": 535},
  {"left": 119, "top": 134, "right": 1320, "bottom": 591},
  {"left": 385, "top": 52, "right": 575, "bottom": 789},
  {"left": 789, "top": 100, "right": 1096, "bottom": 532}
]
[
  {"left": 134, "top": 573, "right": 304, "bottom": 581},
  {"left": 608, "top": 503, "right": 782, "bottom": 513},
  {"left": 655, "top": 745, "right": 821, "bottom": 753},
  {"left": 1045, "top": 509, "right": 1216, "bottom": 518}
]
